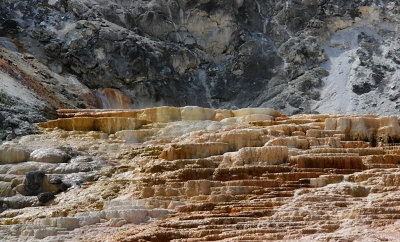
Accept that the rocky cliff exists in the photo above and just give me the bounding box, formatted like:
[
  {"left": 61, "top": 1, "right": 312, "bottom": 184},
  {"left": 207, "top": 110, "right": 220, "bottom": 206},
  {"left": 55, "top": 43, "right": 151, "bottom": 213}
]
[{"left": 2, "top": 1, "right": 400, "bottom": 140}]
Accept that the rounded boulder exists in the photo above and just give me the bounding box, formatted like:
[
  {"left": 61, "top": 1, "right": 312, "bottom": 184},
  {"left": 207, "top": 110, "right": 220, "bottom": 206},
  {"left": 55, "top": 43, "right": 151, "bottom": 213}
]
[{"left": 30, "top": 148, "right": 69, "bottom": 163}]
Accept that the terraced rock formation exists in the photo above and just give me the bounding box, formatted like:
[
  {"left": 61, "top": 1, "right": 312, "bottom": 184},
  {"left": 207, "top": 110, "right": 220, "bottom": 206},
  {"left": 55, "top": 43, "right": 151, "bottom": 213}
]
[{"left": 1, "top": 106, "right": 400, "bottom": 241}]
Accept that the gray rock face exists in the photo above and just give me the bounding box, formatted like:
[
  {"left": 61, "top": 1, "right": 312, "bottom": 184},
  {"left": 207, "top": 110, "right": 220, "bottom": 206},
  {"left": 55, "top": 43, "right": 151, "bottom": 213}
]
[
  {"left": 23, "top": 170, "right": 68, "bottom": 196},
  {"left": 1, "top": 0, "right": 400, "bottom": 118}
]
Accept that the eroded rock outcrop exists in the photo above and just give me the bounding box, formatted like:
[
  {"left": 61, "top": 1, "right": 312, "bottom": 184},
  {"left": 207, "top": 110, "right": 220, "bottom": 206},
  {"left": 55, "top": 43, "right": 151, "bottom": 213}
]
[{"left": 2, "top": 0, "right": 400, "bottom": 137}]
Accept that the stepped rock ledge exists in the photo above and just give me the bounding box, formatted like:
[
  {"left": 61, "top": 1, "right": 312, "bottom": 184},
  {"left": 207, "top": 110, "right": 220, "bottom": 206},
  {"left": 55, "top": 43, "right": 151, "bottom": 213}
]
[{"left": 1, "top": 106, "right": 400, "bottom": 241}]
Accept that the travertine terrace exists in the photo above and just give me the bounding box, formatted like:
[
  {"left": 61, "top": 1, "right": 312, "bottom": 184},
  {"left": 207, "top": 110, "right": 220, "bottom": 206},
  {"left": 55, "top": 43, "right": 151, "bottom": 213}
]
[{"left": 2, "top": 106, "right": 400, "bottom": 241}]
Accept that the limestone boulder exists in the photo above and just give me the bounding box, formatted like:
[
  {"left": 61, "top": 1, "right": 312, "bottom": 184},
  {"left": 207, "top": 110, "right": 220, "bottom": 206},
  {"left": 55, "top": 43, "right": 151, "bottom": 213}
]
[
  {"left": 0, "top": 144, "right": 31, "bottom": 164},
  {"left": 30, "top": 148, "right": 69, "bottom": 163}
]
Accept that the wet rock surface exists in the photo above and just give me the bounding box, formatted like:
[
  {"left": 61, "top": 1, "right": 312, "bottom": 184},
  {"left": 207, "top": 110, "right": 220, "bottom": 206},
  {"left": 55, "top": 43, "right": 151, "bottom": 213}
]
[{"left": 1, "top": 106, "right": 400, "bottom": 240}]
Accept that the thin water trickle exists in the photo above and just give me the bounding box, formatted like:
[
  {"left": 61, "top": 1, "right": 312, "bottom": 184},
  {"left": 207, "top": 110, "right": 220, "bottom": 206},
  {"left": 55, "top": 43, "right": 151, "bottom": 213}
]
[
  {"left": 263, "top": 18, "right": 270, "bottom": 34},
  {"left": 96, "top": 89, "right": 110, "bottom": 109},
  {"left": 179, "top": 8, "right": 184, "bottom": 25},
  {"left": 95, "top": 88, "right": 132, "bottom": 109},
  {"left": 167, "top": 3, "right": 182, "bottom": 42},
  {"left": 199, "top": 69, "right": 214, "bottom": 108},
  {"left": 254, "top": 0, "right": 261, "bottom": 14}
]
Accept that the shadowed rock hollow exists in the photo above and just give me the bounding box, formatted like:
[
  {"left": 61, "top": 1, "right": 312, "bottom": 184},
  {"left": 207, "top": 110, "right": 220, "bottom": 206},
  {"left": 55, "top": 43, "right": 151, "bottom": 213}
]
[{"left": 2, "top": 106, "right": 400, "bottom": 241}]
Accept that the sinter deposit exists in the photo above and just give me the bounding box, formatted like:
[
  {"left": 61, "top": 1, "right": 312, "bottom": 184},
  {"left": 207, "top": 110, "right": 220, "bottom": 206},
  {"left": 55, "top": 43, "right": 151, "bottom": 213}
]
[{"left": 1, "top": 106, "right": 400, "bottom": 241}]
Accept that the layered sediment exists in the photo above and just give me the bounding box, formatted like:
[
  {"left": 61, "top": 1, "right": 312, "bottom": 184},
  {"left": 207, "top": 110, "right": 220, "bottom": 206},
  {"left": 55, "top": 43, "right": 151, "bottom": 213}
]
[{"left": 2, "top": 106, "right": 400, "bottom": 241}]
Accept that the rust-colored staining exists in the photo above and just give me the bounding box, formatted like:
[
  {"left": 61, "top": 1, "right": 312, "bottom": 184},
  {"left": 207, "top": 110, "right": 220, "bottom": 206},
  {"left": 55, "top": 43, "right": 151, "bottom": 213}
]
[{"left": 0, "top": 55, "right": 71, "bottom": 109}]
